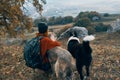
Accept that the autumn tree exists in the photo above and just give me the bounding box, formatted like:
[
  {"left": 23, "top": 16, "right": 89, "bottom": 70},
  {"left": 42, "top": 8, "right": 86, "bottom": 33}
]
[{"left": 0, "top": 0, "right": 46, "bottom": 37}]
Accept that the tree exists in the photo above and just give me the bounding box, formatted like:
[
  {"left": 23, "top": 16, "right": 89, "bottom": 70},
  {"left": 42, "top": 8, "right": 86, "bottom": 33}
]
[
  {"left": 73, "top": 18, "right": 91, "bottom": 27},
  {"left": 34, "top": 17, "right": 47, "bottom": 26},
  {"left": 87, "top": 11, "right": 101, "bottom": 21},
  {"left": 47, "top": 16, "right": 73, "bottom": 25},
  {"left": 62, "top": 16, "right": 73, "bottom": 24},
  {"left": 74, "top": 11, "right": 89, "bottom": 22},
  {"left": 0, "top": 0, "right": 46, "bottom": 37},
  {"left": 54, "top": 16, "right": 63, "bottom": 24},
  {"left": 103, "top": 13, "right": 110, "bottom": 17},
  {"left": 47, "top": 16, "right": 56, "bottom": 25},
  {"left": 75, "top": 11, "right": 101, "bottom": 22}
]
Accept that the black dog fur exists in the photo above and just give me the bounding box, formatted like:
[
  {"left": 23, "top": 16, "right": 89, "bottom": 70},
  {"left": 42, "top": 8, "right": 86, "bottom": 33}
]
[{"left": 67, "top": 36, "right": 93, "bottom": 80}]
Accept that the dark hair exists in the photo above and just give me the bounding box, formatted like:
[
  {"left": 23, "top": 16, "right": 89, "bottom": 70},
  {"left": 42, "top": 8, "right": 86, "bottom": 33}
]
[{"left": 38, "top": 22, "right": 48, "bottom": 33}]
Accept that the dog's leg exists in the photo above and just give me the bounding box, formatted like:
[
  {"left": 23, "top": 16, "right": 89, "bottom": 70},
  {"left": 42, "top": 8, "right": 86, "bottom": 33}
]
[
  {"left": 76, "top": 65, "right": 84, "bottom": 80},
  {"left": 79, "top": 67, "right": 84, "bottom": 80},
  {"left": 85, "top": 65, "right": 90, "bottom": 76},
  {"left": 65, "top": 67, "right": 73, "bottom": 80},
  {"left": 55, "top": 59, "right": 59, "bottom": 79}
]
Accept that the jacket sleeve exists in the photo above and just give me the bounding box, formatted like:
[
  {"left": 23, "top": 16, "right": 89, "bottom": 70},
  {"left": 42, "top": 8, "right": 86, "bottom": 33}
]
[
  {"left": 40, "top": 37, "right": 61, "bottom": 58},
  {"left": 46, "top": 37, "right": 61, "bottom": 50}
]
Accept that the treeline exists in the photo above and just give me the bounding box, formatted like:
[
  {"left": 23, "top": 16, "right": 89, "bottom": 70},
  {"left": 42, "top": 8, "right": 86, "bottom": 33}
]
[
  {"left": 73, "top": 11, "right": 111, "bottom": 34},
  {"left": 34, "top": 11, "right": 111, "bottom": 26},
  {"left": 34, "top": 16, "right": 74, "bottom": 26},
  {"left": 34, "top": 11, "right": 112, "bottom": 34}
]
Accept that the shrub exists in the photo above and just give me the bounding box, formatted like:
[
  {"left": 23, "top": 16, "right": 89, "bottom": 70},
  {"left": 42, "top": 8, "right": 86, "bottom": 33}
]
[
  {"left": 95, "top": 23, "right": 111, "bottom": 32},
  {"left": 103, "top": 13, "right": 110, "bottom": 17},
  {"left": 116, "top": 30, "right": 120, "bottom": 34},
  {"left": 73, "top": 18, "right": 91, "bottom": 27},
  {"left": 87, "top": 26, "right": 96, "bottom": 34}
]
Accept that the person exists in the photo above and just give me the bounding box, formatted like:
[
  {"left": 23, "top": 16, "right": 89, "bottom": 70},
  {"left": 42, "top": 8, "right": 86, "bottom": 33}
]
[{"left": 36, "top": 22, "right": 61, "bottom": 71}]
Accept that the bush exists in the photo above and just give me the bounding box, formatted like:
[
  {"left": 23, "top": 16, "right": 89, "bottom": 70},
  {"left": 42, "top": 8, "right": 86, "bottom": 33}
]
[
  {"left": 87, "top": 26, "right": 96, "bottom": 34},
  {"left": 73, "top": 18, "right": 91, "bottom": 27},
  {"left": 103, "top": 13, "right": 110, "bottom": 17},
  {"left": 75, "top": 11, "right": 101, "bottom": 21},
  {"left": 95, "top": 23, "right": 111, "bottom": 32},
  {"left": 116, "top": 30, "right": 120, "bottom": 34}
]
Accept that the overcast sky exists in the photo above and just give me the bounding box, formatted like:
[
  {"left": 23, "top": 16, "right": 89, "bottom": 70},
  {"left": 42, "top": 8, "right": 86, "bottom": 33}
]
[
  {"left": 23, "top": 0, "right": 120, "bottom": 18},
  {"left": 44, "top": 0, "right": 120, "bottom": 14}
]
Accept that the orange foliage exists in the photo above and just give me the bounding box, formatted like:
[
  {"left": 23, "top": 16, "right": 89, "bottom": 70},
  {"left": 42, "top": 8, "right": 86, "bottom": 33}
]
[{"left": 0, "top": 0, "right": 45, "bottom": 37}]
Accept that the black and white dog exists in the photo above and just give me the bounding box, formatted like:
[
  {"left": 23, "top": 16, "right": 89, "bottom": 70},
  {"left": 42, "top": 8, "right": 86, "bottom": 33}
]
[{"left": 67, "top": 34, "right": 95, "bottom": 80}]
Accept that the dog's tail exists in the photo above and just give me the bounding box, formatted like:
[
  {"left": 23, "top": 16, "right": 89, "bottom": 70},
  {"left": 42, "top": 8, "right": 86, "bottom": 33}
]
[
  {"left": 82, "top": 35, "right": 95, "bottom": 47},
  {"left": 82, "top": 35, "right": 95, "bottom": 53},
  {"left": 83, "top": 35, "right": 95, "bottom": 42}
]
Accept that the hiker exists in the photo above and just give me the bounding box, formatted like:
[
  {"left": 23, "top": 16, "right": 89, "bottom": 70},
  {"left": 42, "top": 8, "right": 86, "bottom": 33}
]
[{"left": 36, "top": 22, "right": 61, "bottom": 71}]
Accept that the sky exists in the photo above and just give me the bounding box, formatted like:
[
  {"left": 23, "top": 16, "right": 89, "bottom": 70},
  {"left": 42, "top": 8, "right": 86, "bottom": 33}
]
[
  {"left": 23, "top": 0, "right": 120, "bottom": 19},
  {"left": 44, "top": 0, "right": 120, "bottom": 14}
]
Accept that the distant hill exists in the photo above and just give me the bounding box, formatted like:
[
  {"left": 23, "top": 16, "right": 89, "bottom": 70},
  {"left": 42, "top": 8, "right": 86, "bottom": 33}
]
[{"left": 42, "top": 7, "right": 80, "bottom": 17}]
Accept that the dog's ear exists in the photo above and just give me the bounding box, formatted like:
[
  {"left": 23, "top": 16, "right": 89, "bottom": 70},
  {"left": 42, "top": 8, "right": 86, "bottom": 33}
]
[
  {"left": 74, "top": 32, "right": 78, "bottom": 37},
  {"left": 70, "top": 31, "right": 78, "bottom": 37},
  {"left": 70, "top": 32, "right": 74, "bottom": 37}
]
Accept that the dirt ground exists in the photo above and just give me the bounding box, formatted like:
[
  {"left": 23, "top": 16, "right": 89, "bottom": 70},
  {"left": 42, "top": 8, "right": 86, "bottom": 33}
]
[{"left": 0, "top": 32, "right": 120, "bottom": 80}]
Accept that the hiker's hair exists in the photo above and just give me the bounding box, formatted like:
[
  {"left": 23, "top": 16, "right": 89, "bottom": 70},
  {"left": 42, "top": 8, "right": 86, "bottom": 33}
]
[{"left": 38, "top": 22, "right": 48, "bottom": 33}]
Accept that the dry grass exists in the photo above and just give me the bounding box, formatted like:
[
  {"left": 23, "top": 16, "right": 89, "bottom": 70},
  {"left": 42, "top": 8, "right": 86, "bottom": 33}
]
[
  {"left": 89, "top": 32, "right": 120, "bottom": 80},
  {"left": 0, "top": 32, "right": 120, "bottom": 80},
  {"left": 49, "top": 23, "right": 73, "bottom": 34}
]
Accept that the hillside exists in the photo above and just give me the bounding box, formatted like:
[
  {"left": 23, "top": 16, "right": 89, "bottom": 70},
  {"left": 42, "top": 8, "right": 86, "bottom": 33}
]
[{"left": 0, "top": 31, "right": 120, "bottom": 80}]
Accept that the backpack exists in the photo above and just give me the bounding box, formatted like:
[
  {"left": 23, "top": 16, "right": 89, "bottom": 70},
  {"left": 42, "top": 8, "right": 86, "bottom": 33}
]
[{"left": 23, "top": 36, "right": 43, "bottom": 69}]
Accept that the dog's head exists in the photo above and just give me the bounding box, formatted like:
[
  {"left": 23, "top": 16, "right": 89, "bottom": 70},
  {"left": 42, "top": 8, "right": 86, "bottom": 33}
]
[{"left": 67, "top": 37, "right": 80, "bottom": 47}]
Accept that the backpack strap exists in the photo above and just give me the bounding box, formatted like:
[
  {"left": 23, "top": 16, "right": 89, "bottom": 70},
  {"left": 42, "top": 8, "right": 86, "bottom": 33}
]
[{"left": 36, "top": 36, "right": 44, "bottom": 41}]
